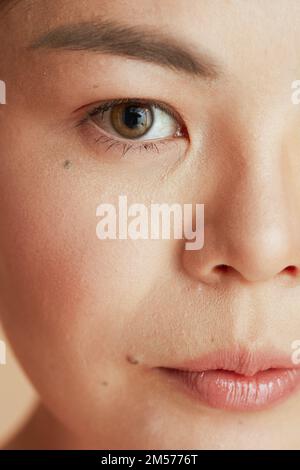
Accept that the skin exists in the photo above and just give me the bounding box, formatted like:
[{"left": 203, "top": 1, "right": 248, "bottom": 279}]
[{"left": 1, "top": 0, "right": 300, "bottom": 450}]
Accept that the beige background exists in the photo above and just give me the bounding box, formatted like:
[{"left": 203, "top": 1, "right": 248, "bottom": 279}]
[{"left": 0, "top": 325, "right": 37, "bottom": 447}]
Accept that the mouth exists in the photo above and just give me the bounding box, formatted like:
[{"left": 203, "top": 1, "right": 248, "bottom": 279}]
[{"left": 158, "top": 348, "right": 300, "bottom": 411}]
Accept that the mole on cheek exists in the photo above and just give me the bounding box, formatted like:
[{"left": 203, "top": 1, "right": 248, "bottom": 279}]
[
  {"left": 63, "top": 160, "right": 72, "bottom": 169},
  {"left": 126, "top": 355, "right": 140, "bottom": 365}
]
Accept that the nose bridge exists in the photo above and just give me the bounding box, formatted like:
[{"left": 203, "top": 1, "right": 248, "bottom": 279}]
[
  {"left": 218, "top": 118, "right": 298, "bottom": 281},
  {"left": 225, "top": 156, "right": 288, "bottom": 256}
]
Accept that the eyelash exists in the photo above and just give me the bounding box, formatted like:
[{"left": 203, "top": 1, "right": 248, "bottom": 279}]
[{"left": 77, "top": 98, "right": 186, "bottom": 158}]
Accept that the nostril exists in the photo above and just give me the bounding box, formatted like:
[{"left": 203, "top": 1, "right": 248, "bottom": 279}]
[
  {"left": 213, "top": 264, "right": 243, "bottom": 279},
  {"left": 282, "top": 265, "right": 298, "bottom": 276},
  {"left": 211, "top": 264, "right": 241, "bottom": 282},
  {"left": 214, "top": 264, "right": 232, "bottom": 274},
  {"left": 210, "top": 263, "right": 300, "bottom": 283}
]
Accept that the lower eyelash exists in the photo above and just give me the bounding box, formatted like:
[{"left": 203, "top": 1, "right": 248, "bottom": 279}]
[{"left": 94, "top": 133, "right": 172, "bottom": 158}]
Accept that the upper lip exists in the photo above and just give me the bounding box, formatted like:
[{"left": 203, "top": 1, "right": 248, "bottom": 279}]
[{"left": 163, "top": 347, "right": 299, "bottom": 377}]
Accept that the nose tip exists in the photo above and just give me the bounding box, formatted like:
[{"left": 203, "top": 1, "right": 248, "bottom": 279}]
[
  {"left": 182, "top": 222, "right": 300, "bottom": 285},
  {"left": 226, "top": 226, "right": 299, "bottom": 282}
]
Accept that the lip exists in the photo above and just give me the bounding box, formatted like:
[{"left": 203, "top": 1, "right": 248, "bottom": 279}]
[{"left": 159, "top": 348, "right": 300, "bottom": 411}]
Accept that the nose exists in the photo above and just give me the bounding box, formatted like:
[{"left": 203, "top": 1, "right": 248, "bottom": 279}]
[{"left": 182, "top": 122, "right": 300, "bottom": 285}]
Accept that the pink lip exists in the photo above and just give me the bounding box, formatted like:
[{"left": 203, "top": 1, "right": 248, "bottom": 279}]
[{"left": 160, "top": 348, "right": 300, "bottom": 411}]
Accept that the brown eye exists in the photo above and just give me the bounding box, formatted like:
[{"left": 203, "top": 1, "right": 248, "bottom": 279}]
[
  {"left": 89, "top": 100, "right": 182, "bottom": 142},
  {"left": 110, "top": 103, "right": 153, "bottom": 139}
]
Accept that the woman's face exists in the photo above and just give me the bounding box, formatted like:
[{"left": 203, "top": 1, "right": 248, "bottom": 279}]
[{"left": 1, "top": 0, "right": 300, "bottom": 449}]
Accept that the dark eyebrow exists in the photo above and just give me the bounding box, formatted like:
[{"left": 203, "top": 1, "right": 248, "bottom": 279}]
[{"left": 29, "top": 19, "right": 220, "bottom": 80}]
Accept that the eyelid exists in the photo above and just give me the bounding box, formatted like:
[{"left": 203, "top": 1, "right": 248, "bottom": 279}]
[{"left": 82, "top": 97, "right": 187, "bottom": 129}]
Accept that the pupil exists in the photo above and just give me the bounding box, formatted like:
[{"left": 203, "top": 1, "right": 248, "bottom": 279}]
[{"left": 123, "top": 106, "right": 147, "bottom": 129}]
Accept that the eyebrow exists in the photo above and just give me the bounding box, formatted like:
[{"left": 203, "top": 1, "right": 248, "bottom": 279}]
[{"left": 29, "top": 19, "right": 220, "bottom": 80}]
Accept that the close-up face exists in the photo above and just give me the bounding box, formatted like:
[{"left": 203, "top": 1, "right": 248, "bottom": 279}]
[{"left": 1, "top": 0, "right": 300, "bottom": 450}]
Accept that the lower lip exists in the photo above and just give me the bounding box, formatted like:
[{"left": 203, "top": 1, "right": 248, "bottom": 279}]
[{"left": 162, "top": 367, "right": 300, "bottom": 411}]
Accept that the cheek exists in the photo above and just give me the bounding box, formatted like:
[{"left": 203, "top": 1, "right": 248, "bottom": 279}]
[
  {"left": 0, "top": 187, "right": 164, "bottom": 326},
  {"left": 0, "top": 125, "right": 176, "bottom": 439},
  {"left": 0, "top": 146, "right": 168, "bottom": 381}
]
